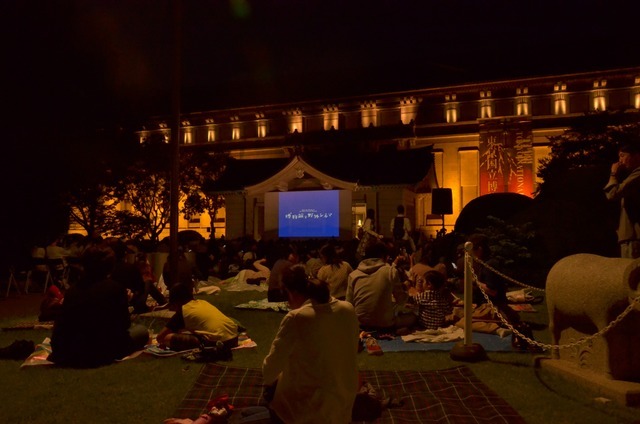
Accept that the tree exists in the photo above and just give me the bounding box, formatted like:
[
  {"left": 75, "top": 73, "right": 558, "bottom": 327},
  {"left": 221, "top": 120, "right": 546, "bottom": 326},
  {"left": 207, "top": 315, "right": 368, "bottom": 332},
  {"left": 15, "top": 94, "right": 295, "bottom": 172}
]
[
  {"left": 537, "top": 110, "right": 640, "bottom": 194},
  {"left": 115, "top": 135, "right": 173, "bottom": 246},
  {"left": 530, "top": 110, "right": 640, "bottom": 265},
  {"left": 180, "top": 149, "right": 229, "bottom": 239}
]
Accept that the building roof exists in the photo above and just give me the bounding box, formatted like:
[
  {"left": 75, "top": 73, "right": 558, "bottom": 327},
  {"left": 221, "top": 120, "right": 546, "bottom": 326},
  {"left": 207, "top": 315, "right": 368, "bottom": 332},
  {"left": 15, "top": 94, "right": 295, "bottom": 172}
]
[{"left": 206, "top": 145, "right": 434, "bottom": 193}]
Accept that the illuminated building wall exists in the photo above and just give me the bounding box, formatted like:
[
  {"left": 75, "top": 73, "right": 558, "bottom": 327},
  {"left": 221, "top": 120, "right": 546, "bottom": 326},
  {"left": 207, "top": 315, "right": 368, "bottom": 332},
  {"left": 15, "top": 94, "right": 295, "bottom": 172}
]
[{"left": 137, "top": 67, "right": 640, "bottom": 238}]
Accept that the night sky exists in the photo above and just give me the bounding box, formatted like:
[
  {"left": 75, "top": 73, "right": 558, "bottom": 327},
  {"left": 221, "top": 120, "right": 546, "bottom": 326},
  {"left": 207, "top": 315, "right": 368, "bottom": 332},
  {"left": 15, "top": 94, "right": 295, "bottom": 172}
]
[
  {"left": 2, "top": 0, "right": 640, "bottom": 257},
  {"left": 4, "top": 0, "right": 640, "bottom": 129}
]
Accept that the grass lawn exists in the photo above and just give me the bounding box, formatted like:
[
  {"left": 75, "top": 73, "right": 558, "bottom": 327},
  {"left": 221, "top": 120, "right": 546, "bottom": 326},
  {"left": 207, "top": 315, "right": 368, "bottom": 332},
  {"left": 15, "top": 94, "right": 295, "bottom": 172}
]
[{"left": 1, "top": 289, "right": 639, "bottom": 424}]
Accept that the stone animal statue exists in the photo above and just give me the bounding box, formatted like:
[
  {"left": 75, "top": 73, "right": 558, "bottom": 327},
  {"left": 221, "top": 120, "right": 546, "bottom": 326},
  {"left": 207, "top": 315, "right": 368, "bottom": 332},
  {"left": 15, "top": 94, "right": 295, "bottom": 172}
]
[{"left": 546, "top": 253, "right": 640, "bottom": 381}]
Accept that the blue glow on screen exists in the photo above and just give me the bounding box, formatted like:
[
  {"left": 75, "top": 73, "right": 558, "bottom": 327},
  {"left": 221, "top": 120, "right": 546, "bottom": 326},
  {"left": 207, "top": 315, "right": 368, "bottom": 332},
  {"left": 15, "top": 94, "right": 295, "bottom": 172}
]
[{"left": 278, "top": 190, "right": 339, "bottom": 237}]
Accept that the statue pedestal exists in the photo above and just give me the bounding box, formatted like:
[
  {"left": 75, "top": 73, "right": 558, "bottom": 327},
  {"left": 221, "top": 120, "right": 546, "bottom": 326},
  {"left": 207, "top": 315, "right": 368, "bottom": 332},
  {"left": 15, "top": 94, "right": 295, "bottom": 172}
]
[{"left": 537, "top": 357, "right": 640, "bottom": 407}]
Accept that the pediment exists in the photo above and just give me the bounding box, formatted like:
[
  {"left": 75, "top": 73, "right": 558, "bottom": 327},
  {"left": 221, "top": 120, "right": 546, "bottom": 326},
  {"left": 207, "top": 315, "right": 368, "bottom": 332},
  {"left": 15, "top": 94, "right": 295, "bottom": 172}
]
[{"left": 245, "top": 156, "right": 357, "bottom": 196}]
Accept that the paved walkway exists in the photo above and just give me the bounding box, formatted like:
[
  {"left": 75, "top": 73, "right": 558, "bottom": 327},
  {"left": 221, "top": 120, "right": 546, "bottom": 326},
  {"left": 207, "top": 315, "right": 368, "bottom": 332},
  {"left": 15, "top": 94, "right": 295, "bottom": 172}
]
[{"left": 0, "top": 293, "right": 42, "bottom": 320}]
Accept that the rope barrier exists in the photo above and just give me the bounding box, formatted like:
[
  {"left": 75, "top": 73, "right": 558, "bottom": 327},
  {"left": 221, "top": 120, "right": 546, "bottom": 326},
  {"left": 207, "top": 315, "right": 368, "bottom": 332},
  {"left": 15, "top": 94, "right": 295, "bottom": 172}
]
[
  {"left": 470, "top": 256, "right": 545, "bottom": 292},
  {"left": 464, "top": 252, "right": 640, "bottom": 351}
]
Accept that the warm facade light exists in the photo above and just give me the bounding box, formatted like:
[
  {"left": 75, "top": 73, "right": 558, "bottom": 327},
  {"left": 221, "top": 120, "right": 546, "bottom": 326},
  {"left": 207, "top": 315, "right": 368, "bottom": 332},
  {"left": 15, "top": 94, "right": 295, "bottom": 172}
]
[
  {"left": 400, "top": 97, "right": 418, "bottom": 124},
  {"left": 360, "top": 101, "right": 377, "bottom": 127},
  {"left": 323, "top": 104, "right": 339, "bottom": 130},
  {"left": 284, "top": 108, "right": 303, "bottom": 133},
  {"left": 553, "top": 82, "right": 567, "bottom": 115},
  {"left": 256, "top": 112, "right": 268, "bottom": 138},
  {"left": 515, "top": 87, "right": 530, "bottom": 116},
  {"left": 479, "top": 90, "right": 493, "bottom": 118},
  {"left": 444, "top": 94, "right": 458, "bottom": 123},
  {"left": 230, "top": 116, "right": 241, "bottom": 140},
  {"left": 592, "top": 79, "right": 607, "bottom": 111}
]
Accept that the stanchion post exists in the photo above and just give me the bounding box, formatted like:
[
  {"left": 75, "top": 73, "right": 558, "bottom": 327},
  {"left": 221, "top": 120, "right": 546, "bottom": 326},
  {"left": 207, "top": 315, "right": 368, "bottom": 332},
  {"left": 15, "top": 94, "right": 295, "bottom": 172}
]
[
  {"left": 450, "top": 241, "right": 487, "bottom": 362},
  {"left": 463, "top": 241, "right": 473, "bottom": 346}
]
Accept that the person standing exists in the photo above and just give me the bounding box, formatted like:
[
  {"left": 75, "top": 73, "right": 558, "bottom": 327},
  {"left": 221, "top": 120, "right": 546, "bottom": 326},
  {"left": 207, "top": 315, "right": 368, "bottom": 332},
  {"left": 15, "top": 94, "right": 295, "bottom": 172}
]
[
  {"left": 604, "top": 142, "right": 640, "bottom": 259},
  {"left": 263, "top": 265, "right": 359, "bottom": 424},
  {"left": 356, "top": 208, "right": 382, "bottom": 262},
  {"left": 390, "top": 205, "right": 415, "bottom": 253}
]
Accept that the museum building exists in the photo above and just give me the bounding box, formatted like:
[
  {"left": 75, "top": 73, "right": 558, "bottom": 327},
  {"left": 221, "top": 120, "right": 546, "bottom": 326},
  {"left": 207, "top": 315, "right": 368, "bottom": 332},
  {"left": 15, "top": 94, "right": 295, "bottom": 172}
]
[{"left": 136, "top": 66, "right": 640, "bottom": 241}]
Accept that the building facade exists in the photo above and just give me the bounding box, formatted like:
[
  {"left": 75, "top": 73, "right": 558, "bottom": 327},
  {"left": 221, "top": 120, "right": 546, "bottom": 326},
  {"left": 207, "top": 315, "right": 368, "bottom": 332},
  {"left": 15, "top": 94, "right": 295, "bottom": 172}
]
[{"left": 137, "top": 67, "right": 640, "bottom": 240}]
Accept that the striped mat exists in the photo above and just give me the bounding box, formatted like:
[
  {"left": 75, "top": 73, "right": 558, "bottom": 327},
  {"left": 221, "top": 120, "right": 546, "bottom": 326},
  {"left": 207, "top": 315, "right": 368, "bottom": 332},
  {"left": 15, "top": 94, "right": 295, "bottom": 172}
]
[{"left": 173, "top": 364, "right": 525, "bottom": 423}]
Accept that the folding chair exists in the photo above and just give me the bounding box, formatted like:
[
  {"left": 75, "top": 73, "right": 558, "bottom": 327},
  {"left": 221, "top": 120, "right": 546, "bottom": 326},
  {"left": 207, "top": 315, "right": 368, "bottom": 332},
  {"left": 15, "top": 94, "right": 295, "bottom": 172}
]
[
  {"left": 24, "top": 258, "right": 53, "bottom": 294},
  {"left": 5, "top": 266, "right": 21, "bottom": 297}
]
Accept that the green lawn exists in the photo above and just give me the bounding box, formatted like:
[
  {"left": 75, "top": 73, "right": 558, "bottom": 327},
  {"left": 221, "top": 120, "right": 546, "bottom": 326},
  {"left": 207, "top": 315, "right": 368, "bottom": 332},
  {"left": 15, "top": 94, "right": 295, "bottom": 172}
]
[{"left": 1, "top": 289, "right": 639, "bottom": 424}]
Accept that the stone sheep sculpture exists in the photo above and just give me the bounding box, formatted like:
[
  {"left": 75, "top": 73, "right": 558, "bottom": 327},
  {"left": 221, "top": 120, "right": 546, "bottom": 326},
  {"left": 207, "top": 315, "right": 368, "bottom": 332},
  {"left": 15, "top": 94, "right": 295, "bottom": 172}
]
[{"left": 546, "top": 253, "right": 640, "bottom": 381}]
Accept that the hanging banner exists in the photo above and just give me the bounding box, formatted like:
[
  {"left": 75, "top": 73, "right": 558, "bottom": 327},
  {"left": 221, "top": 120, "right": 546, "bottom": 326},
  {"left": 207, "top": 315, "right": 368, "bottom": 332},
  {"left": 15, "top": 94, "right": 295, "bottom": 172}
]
[{"left": 479, "top": 119, "right": 534, "bottom": 197}]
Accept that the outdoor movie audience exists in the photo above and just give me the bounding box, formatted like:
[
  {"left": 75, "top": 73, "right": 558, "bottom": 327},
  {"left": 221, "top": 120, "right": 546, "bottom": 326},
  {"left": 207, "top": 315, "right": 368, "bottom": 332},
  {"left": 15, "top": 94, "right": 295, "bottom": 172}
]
[
  {"left": 346, "top": 241, "right": 416, "bottom": 332},
  {"left": 469, "top": 233, "right": 520, "bottom": 325},
  {"left": 263, "top": 264, "right": 359, "bottom": 424},
  {"left": 317, "top": 243, "right": 353, "bottom": 300},
  {"left": 49, "top": 245, "right": 149, "bottom": 368},
  {"left": 156, "top": 283, "right": 239, "bottom": 351},
  {"left": 266, "top": 244, "right": 298, "bottom": 302},
  {"left": 407, "top": 270, "right": 455, "bottom": 330}
]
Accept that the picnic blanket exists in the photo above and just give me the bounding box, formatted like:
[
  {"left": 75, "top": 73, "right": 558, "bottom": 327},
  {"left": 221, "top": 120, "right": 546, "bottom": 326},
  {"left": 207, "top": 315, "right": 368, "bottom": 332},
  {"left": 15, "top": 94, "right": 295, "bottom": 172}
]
[
  {"left": 144, "top": 333, "right": 257, "bottom": 357},
  {"left": 377, "top": 331, "right": 514, "bottom": 352},
  {"left": 234, "top": 299, "right": 289, "bottom": 312},
  {"left": 211, "top": 274, "right": 269, "bottom": 293},
  {"left": 2, "top": 321, "right": 54, "bottom": 331},
  {"left": 173, "top": 364, "right": 525, "bottom": 423},
  {"left": 20, "top": 337, "right": 146, "bottom": 367}
]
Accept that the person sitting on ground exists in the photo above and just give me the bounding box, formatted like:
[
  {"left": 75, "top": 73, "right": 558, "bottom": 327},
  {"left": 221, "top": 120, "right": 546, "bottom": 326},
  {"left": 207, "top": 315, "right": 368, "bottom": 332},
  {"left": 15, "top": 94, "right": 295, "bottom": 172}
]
[
  {"left": 408, "top": 270, "right": 455, "bottom": 330},
  {"left": 303, "top": 247, "right": 323, "bottom": 278},
  {"left": 266, "top": 244, "right": 298, "bottom": 302},
  {"left": 109, "top": 239, "right": 154, "bottom": 313},
  {"left": 162, "top": 249, "right": 203, "bottom": 288},
  {"left": 263, "top": 264, "right": 359, "bottom": 424},
  {"left": 46, "top": 237, "right": 71, "bottom": 287},
  {"left": 49, "top": 245, "right": 149, "bottom": 368},
  {"left": 346, "top": 241, "right": 416, "bottom": 333},
  {"left": 408, "top": 248, "right": 447, "bottom": 283},
  {"left": 156, "top": 283, "right": 239, "bottom": 352},
  {"left": 317, "top": 243, "right": 353, "bottom": 300},
  {"left": 134, "top": 252, "right": 168, "bottom": 309},
  {"left": 468, "top": 233, "right": 520, "bottom": 324},
  {"left": 39, "top": 285, "right": 64, "bottom": 322}
]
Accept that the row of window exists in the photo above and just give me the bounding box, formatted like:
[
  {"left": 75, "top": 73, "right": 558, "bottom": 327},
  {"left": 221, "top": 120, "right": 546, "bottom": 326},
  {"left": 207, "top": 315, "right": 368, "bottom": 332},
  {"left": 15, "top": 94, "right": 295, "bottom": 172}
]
[{"left": 140, "top": 77, "right": 640, "bottom": 144}]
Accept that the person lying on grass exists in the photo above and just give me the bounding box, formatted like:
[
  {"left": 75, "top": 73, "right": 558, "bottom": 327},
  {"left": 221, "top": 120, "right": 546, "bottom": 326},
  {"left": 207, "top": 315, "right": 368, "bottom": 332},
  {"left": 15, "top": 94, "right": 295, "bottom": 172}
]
[
  {"left": 263, "top": 264, "right": 360, "bottom": 424},
  {"left": 156, "top": 283, "right": 239, "bottom": 351}
]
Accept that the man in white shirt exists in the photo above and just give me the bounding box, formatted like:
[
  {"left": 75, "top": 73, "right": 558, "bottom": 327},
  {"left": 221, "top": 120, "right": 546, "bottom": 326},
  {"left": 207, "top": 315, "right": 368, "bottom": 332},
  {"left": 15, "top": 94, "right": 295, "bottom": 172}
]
[{"left": 263, "top": 265, "right": 359, "bottom": 424}]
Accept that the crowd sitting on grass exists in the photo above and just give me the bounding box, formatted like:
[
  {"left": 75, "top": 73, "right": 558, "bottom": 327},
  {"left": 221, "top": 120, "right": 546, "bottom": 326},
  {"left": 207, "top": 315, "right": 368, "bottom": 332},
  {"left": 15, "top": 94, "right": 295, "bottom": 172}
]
[
  {"left": 0, "top": 227, "right": 550, "bottom": 423},
  {"left": 26, "top": 229, "right": 509, "bottom": 334}
]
